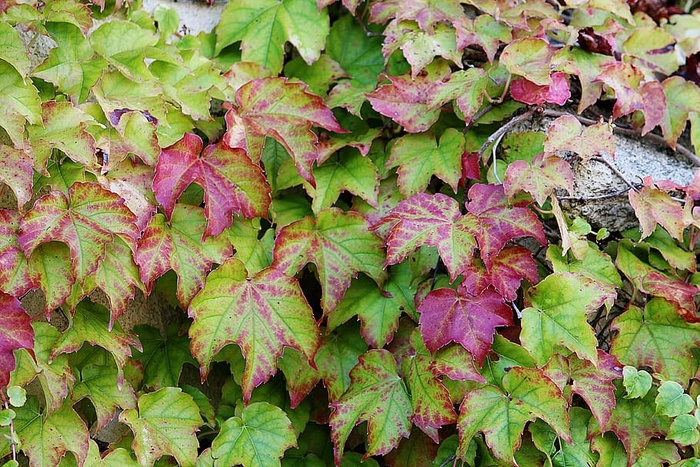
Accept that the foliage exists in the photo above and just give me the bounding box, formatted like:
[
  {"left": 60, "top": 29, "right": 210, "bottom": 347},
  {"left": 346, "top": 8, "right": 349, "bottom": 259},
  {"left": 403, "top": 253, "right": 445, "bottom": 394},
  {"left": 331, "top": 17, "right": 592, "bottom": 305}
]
[{"left": 0, "top": 0, "right": 699, "bottom": 465}]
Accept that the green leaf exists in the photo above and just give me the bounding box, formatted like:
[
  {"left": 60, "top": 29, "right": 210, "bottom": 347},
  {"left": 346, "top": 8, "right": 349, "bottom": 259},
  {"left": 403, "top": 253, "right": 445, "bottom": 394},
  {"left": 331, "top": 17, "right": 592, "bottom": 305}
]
[
  {"left": 656, "top": 380, "right": 694, "bottom": 417},
  {"left": 27, "top": 242, "right": 75, "bottom": 317},
  {"left": 84, "top": 440, "right": 139, "bottom": 466},
  {"left": 521, "top": 272, "right": 616, "bottom": 366},
  {"left": 500, "top": 38, "right": 556, "bottom": 85},
  {"left": 457, "top": 367, "right": 571, "bottom": 464},
  {"left": 90, "top": 20, "right": 159, "bottom": 80},
  {"left": 272, "top": 208, "right": 386, "bottom": 313},
  {"left": 622, "top": 366, "right": 652, "bottom": 399},
  {"left": 0, "top": 409, "right": 14, "bottom": 427},
  {"left": 329, "top": 349, "right": 412, "bottom": 464},
  {"left": 0, "top": 210, "right": 33, "bottom": 297},
  {"left": 229, "top": 218, "right": 274, "bottom": 275},
  {"left": 188, "top": 258, "right": 320, "bottom": 401},
  {"left": 278, "top": 348, "right": 320, "bottom": 408},
  {"left": 215, "top": 0, "right": 330, "bottom": 75},
  {"left": 668, "top": 414, "right": 700, "bottom": 446},
  {"left": 34, "top": 22, "right": 106, "bottom": 103},
  {"left": 0, "top": 61, "right": 41, "bottom": 147},
  {"left": 611, "top": 299, "right": 700, "bottom": 382},
  {"left": 52, "top": 300, "right": 140, "bottom": 386},
  {"left": 661, "top": 76, "right": 700, "bottom": 149},
  {"left": 387, "top": 128, "right": 464, "bottom": 197},
  {"left": 133, "top": 324, "right": 197, "bottom": 389},
  {"left": 7, "top": 387, "right": 26, "bottom": 408},
  {"left": 310, "top": 149, "right": 379, "bottom": 215},
  {"left": 284, "top": 55, "right": 347, "bottom": 96},
  {"left": 0, "top": 22, "right": 30, "bottom": 78},
  {"left": 211, "top": 402, "right": 297, "bottom": 467},
  {"left": 315, "top": 322, "right": 368, "bottom": 402},
  {"left": 119, "top": 388, "right": 203, "bottom": 467},
  {"left": 72, "top": 363, "right": 137, "bottom": 432},
  {"left": 326, "top": 15, "right": 384, "bottom": 86},
  {"left": 547, "top": 242, "right": 622, "bottom": 289}
]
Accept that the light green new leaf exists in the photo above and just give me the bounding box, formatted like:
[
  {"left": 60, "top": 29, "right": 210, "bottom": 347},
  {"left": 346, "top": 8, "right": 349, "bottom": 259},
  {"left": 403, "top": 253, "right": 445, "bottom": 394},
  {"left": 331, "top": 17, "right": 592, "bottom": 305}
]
[
  {"left": 329, "top": 349, "right": 412, "bottom": 464},
  {"left": 90, "top": 20, "right": 159, "bottom": 81},
  {"left": 120, "top": 388, "right": 203, "bottom": 467},
  {"left": 521, "top": 272, "right": 616, "bottom": 366},
  {"left": 622, "top": 366, "right": 652, "bottom": 399},
  {"left": 216, "top": 0, "right": 330, "bottom": 75},
  {"left": 212, "top": 402, "right": 296, "bottom": 467},
  {"left": 84, "top": 440, "right": 139, "bottom": 467},
  {"left": 188, "top": 258, "right": 320, "bottom": 402},
  {"left": 457, "top": 367, "right": 571, "bottom": 464},
  {"left": 34, "top": 23, "right": 106, "bottom": 103},
  {"left": 310, "top": 149, "right": 379, "bottom": 215},
  {"left": 387, "top": 128, "right": 464, "bottom": 197},
  {"left": 0, "top": 61, "right": 41, "bottom": 147},
  {"left": 72, "top": 364, "right": 137, "bottom": 432},
  {"left": 656, "top": 381, "right": 694, "bottom": 417},
  {"left": 611, "top": 299, "right": 700, "bottom": 383},
  {"left": 12, "top": 399, "right": 89, "bottom": 467},
  {"left": 0, "top": 22, "right": 30, "bottom": 78},
  {"left": 668, "top": 414, "right": 700, "bottom": 446}
]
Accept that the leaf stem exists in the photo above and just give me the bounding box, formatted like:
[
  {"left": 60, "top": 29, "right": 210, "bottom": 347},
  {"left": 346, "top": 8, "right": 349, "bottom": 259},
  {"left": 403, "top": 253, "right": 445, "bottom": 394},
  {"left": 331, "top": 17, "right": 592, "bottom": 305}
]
[{"left": 478, "top": 109, "right": 536, "bottom": 163}]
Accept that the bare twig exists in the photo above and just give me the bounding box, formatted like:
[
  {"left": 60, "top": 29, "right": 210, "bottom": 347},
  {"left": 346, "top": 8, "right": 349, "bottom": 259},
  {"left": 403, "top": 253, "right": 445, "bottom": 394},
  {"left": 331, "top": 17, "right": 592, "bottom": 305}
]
[
  {"left": 590, "top": 156, "right": 640, "bottom": 192},
  {"left": 558, "top": 186, "right": 634, "bottom": 201},
  {"left": 478, "top": 109, "right": 536, "bottom": 162}
]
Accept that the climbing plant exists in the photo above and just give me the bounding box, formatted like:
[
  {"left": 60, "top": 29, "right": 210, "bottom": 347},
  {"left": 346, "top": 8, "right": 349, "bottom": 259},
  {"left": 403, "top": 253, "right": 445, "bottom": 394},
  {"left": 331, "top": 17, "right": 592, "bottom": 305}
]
[{"left": 0, "top": 0, "right": 700, "bottom": 465}]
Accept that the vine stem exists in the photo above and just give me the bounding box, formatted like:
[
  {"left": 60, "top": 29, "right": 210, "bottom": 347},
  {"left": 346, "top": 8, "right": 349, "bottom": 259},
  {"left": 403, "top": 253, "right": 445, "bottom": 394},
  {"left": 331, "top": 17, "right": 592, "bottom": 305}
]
[
  {"left": 2, "top": 392, "right": 17, "bottom": 462},
  {"left": 477, "top": 109, "right": 536, "bottom": 163}
]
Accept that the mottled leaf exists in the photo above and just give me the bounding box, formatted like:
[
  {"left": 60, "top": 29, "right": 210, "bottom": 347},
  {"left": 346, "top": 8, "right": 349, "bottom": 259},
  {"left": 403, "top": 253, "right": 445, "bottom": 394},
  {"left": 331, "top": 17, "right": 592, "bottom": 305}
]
[
  {"left": 510, "top": 72, "right": 571, "bottom": 106},
  {"left": 461, "top": 246, "right": 539, "bottom": 302},
  {"left": 189, "top": 258, "right": 320, "bottom": 401},
  {"left": 72, "top": 363, "right": 137, "bottom": 432},
  {"left": 382, "top": 21, "right": 461, "bottom": 77},
  {"left": 329, "top": 349, "right": 412, "bottom": 464},
  {"left": 0, "top": 293, "right": 33, "bottom": 388},
  {"left": 0, "top": 210, "right": 34, "bottom": 297},
  {"left": 272, "top": 208, "right": 386, "bottom": 313},
  {"left": 500, "top": 38, "right": 557, "bottom": 85},
  {"left": 120, "top": 387, "right": 203, "bottom": 467},
  {"left": 0, "top": 145, "right": 32, "bottom": 209},
  {"left": 212, "top": 402, "right": 296, "bottom": 467},
  {"left": 661, "top": 76, "right": 700, "bottom": 149},
  {"left": 629, "top": 178, "right": 691, "bottom": 241},
  {"left": 314, "top": 323, "right": 368, "bottom": 402},
  {"left": 544, "top": 114, "right": 616, "bottom": 160},
  {"left": 504, "top": 153, "right": 574, "bottom": 205},
  {"left": 656, "top": 381, "right": 694, "bottom": 417},
  {"left": 0, "top": 61, "right": 41, "bottom": 147}
]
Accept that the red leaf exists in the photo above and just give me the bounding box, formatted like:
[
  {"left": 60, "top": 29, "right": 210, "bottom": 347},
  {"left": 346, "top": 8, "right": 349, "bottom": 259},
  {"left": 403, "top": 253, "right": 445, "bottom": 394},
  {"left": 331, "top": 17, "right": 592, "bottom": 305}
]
[
  {"left": 0, "top": 292, "right": 33, "bottom": 387},
  {"left": 462, "top": 246, "right": 539, "bottom": 302},
  {"left": 153, "top": 133, "right": 271, "bottom": 239},
  {"left": 569, "top": 351, "right": 622, "bottom": 430},
  {"left": 223, "top": 77, "right": 345, "bottom": 186},
  {"left": 0, "top": 210, "right": 34, "bottom": 297},
  {"left": 510, "top": 72, "right": 571, "bottom": 105},
  {"left": 594, "top": 62, "right": 644, "bottom": 119},
  {"left": 418, "top": 286, "right": 513, "bottom": 365},
  {"left": 628, "top": 177, "right": 691, "bottom": 241},
  {"left": 504, "top": 153, "right": 575, "bottom": 205}
]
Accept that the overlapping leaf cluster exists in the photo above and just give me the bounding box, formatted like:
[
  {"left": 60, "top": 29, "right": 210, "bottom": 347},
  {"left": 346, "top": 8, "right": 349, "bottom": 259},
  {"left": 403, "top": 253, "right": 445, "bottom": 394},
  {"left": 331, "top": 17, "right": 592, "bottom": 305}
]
[{"left": 0, "top": 0, "right": 700, "bottom": 465}]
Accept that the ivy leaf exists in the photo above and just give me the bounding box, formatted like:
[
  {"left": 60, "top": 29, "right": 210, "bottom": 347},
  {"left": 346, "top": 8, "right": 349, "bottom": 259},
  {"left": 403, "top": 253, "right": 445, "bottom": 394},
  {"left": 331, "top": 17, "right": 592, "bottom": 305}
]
[
  {"left": 461, "top": 246, "right": 539, "bottom": 302},
  {"left": 568, "top": 351, "right": 622, "bottom": 430},
  {"left": 504, "top": 153, "right": 574, "bottom": 205},
  {"left": 278, "top": 348, "right": 320, "bottom": 408},
  {"left": 0, "top": 145, "right": 32, "bottom": 209},
  {"left": 19, "top": 182, "right": 139, "bottom": 285},
  {"left": 543, "top": 114, "right": 615, "bottom": 160},
  {"left": 315, "top": 323, "right": 368, "bottom": 402},
  {"left": 229, "top": 218, "right": 274, "bottom": 275},
  {"left": 33, "top": 22, "right": 106, "bottom": 103},
  {"left": 457, "top": 367, "right": 571, "bottom": 464},
  {"left": 72, "top": 363, "right": 137, "bottom": 432},
  {"left": 133, "top": 324, "right": 197, "bottom": 389},
  {"left": 89, "top": 20, "right": 159, "bottom": 81},
  {"left": 510, "top": 72, "right": 571, "bottom": 106},
  {"left": 13, "top": 399, "right": 89, "bottom": 467},
  {"left": 432, "top": 344, "right": 486, "bottom": 384},
  {"left": 611, "top": 299, "right": 700, "bottom": 383},
  {"left": 0, "top": 22, "right": 29, "bottom": 78},
  {"left": 500, "top": 38, "right": 557, "bottom": 85},
  {"left": 0, "top": 61, "right": 41, "bottom": 148},
  {"left": 326, "top": 15, "right": 384, "bottom": 87},
  {"left": 366, "top": 61, "right": 452, "bottom": 133},
  {"left": 378, "top": 192, "right": 478, "bottom": 281},
  {"left": 83, "top": 441, "right": 139, "bottom": 467},
  {"left": 310, "top": 148, "right": 379, "bottom": 215},
  {"left": 27, "top": 243, "right": 74, "bottom": 318},
  {"left": 661, "top": 76, "right": 700, "bottom": 149},
  {"left": 100, "top": 110, "right": 160, "bottom": 168},
  {"left": 403, "top": 330, "right": 457, "bottom": 441},
  {"left": 454, "top": 15, "right": 511, "bottom": 63},
  {"left": 51, "top": 300, "right": 140, "bottom": 387},
  {"left": 188, "top": 258, "right": 320, "bottom": 401},
  {"left": 521, "top": 272, "right": 616, "bottom": 366},
  {"left": 328, "top": 262, "right": 416, "bottom": 348},
  {"left": 628, "top": 178, "right": 690, "bottom": 241},
  {"left": 215, "top": 0, "right": 329, "bottom": 75},
  {"left": 387, "top": 128, "right": 464, "bottom": 197},
  {"left": 593, "top": 62, "right": 644, "bottom": 119},
  {"left": 552, "top": 46, "right": 615, "bottom": 112},
  {"left": 655, "top": 381, "right": 694, "bottom": 417},
  {"left": 153, "top": 132, "right": 271, "bottom": 238},
  {"left": 382, "top": 21, "right": 461, "bottom": 77},
  {"left": 0, "top": 210, "right": 34, "bottom": 297},
  {"left": 224, "top": 77, "right": 345, "bottom": 185},
  {"left": 418, "top": 286, "right": 513, "bottom": 365},
  {"left": 0, "top": 293, "right": 33, "bottom": 388},
  {"left": 120, "top": 387, "right": 203, "bottom": 467},
  {"left": 369, "top": 0, "right": 463, "bottom": 32},
  {"left": 427, "top": 68, "right": 489, "bottom": 125},
  {"left": 272, "top": 208, "right": 386, "bottom": 313},
  {"left": 329, "top": 349, "right": 412, "bottom": 464},
  {"left": 211, "top": 401, "right": 296, "bottom": 467},
  {"left": 135, "top": 205, "right": 233, "bottom": 309},
  {"left": 623, "top": 366, "right": 653, "bottom": 399}
]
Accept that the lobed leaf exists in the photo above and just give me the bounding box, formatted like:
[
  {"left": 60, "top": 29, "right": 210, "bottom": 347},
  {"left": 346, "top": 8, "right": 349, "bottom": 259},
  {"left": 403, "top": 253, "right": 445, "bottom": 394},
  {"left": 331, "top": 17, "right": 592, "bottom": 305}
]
[{"left": 0, "top": 293, "right": 33, "bottom": 388}]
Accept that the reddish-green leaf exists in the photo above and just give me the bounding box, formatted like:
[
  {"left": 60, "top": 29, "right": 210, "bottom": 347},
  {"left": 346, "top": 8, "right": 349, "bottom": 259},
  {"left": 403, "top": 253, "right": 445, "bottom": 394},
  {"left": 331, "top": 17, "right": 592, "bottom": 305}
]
[
  {"left": 504, "top": 153, "right": 574, "bottom": 205},
  {"left": 278, "top": 348, "right": 320, "bottom": 408},
  {"left": 568, "top": 351, "right": 622, "bottom": 430},
  {"left": 419, "top": 285, "right": 513, "bottom": 364},
  {"left": 500, "top": 38, "right": 557, "bottom": 85},
  {"left": 27, "top": 243, "right": 75, "bottom": 317},
  {"left": 120, "top": 387, "right": 203, "bottom": 467},
  {"left": 378, "top": 193, "right": 478, "bottom": 281},
  {"left": 51, "top": 300, "right": 139, "bottom": 387},
  {"left": 329, "top": 349, "right": 412, "bottom": 464},
  {"left": 212, "top": 401, "right": 297, "bottom": 467},
  {"left": 189, "top": 258, "right": 320, "bottom": 401},
  {"left": 461, "top": 246, "right": 539, "bottom": 302},
  {"left": 369, "top": 0, "right": 463, "bottom": 32},
  {"left": 431, "top": 344, "right": 486, "bottom": 384},
  {"left": 457, "top": 367, "right": 571, "bottom": 464},
  {"left": 382, "top": 21, "right": 461, "bottom": 77},
  {"left": 72, "top": 363, "right": 137, "bottom": 432},
  {"left": 135, "top": 205, "right": 233, "bottom": 309},
  {"left": 593, "top": 62, "right": 644, "bottom": 119},
  {"left": 543, "top": 114, "right": 616, "bottom": 160},
  {"left": 387, "top": 128, "right": 464, "bottom": 197},
  {"left": 366, "top": 61, "right": 452, "bottom": 133},
  {"left": 272, "top": 208, "right": 386, "bottom": 313},
  {"left": 427, "top": 68, "right": 489, "bottom": 125},
  {"left": 0, "top": 210, "right": 34, "bottom": 297},
  {"left": 521, "top": 272, "right": 616, "bottom": 366},
  {"left": 628, "top": 178, "right": 691, "bottom": 241},
  {"left": 0, "top": 145, "right": 33, "bottom": 209},
  {"left": 0, "top": 293, "right": 33, "bottom": 388},
  {"left": 454, "top": 15, "right": 512, "bottom": 62},
  {"left": 224, "top": 77, "right": 345, "bottom": 185},
  {"left": 552, "top": 46, "right": 615, "bottom": 112},
  {"left": 611, "top": 299, "right": 700, "bottom": 383},
  {"left": 403, "top": 330, "right": 457, "bottom": 441},
  {"left": 153, "top": 133, "right": 271, "bottom": 238},
  {"left": 215, "top": 0, "right": 329, "bottom": 75},
  {"left": 510, "top": 72, "right": 571, "bottom": 106},
  {"left": 19, "top": 182, "right": 139, "bottom": 284},
  {"left": 314, "top": 323, "right": 368, "bottom": 402},
  {"left": 661, "top": 76, "right": 700, "bottom": 149}
]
